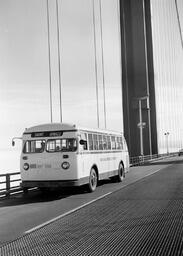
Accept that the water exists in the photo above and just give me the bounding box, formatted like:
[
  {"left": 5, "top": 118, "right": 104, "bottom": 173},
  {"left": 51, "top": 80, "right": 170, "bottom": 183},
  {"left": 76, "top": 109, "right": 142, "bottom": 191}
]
[{"left": 0, "top": 149, "right": 20, "bottom": 175}]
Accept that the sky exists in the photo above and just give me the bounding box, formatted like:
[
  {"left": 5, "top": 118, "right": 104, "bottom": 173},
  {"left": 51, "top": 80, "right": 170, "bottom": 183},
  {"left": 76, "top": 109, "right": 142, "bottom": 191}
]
[
  {"left": 150, "top": 0, "right": 183, "bottom": 152},
  {"left": 0, "top": 0, "right": 123, "bottom": 172},
  {"left": 0, "top": 0, "right": 183, "bottom": 172}
]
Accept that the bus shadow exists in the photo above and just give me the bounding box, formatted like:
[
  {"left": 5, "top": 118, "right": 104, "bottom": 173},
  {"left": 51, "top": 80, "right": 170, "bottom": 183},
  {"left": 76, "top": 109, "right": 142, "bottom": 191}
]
[
  {"left": 0, "top": 187, "right": 84, "bottom": 207},
  {"left": 0, "top": 179, "right": 113, "bottom": 207}
]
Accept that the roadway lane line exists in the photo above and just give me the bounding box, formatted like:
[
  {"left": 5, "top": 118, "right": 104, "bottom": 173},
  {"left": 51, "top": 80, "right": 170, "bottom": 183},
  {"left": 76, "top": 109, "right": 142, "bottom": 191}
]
[
  {"left": 142, "top": 167, "right": 167, "bottom": 178},
  {"left": 142, "top": 164, "right": 173, "bottom": 179},
  {"left": 25, "top": 191, "right": 112, "bottom": 234}
]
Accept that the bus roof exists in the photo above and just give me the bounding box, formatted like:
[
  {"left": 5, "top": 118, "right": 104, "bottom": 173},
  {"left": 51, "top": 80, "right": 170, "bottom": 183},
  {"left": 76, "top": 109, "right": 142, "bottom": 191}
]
[
  {"left": 23, "top": 123, "right": 123, "bottom": 136},
  {"left": 23, "top": 123, "right": 76, "bottom": 133}
]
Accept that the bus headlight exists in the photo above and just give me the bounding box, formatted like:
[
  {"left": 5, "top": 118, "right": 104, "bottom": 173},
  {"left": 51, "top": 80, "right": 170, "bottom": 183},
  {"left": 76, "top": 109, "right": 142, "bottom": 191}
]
[
  {"left": 23, "top": 163, "right": 29, "bottom": 171},
  {"left": 61, "top": 162, "right": 70, "bottom": 170}
]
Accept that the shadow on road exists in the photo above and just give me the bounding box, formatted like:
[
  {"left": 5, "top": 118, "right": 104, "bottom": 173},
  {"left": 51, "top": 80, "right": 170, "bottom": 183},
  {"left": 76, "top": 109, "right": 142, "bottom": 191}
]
[{"left": 0, "top": 179, "right": 112, "bottom": 207}]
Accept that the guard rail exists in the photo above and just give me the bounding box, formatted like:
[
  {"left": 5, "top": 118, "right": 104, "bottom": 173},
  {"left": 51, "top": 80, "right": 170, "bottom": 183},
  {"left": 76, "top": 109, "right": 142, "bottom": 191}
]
[
  {"left": 0, "top": 152, "right": 178, "bottom": 198},
  {"left": 130, "top": 152, "right": 178, "bottom": 166},
  {"left": 0, "top": 172, "right": 21, "bottom": 197}
]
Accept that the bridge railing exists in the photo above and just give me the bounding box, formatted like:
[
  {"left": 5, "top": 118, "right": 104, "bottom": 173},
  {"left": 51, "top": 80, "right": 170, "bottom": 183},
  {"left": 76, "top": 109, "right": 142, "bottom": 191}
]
[
  {"left": 130, "top": 152, "right": 178, "bottom": 166},
  {"left": 0, "top": 172, "right": 22, "bottom": 197},
  {"left": 0, "top": 152, "right": 178, "bottom": 197}
]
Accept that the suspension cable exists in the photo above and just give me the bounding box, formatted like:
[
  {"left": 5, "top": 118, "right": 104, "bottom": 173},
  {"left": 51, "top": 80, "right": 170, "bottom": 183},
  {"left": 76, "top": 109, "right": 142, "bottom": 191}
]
[
  {"left": 99, "top": 0, "right": 107, "bottom": 129},
  {"left": 46, "top": 0, "right": 53, "bottom": 123},
  {"left": 92, "top": 0, "right": 100, "bottom": 128},
  {"left": 175, "top": 0, "right": 183, "bottom": 51},
  {"left": 56, "top": 0, "right": 63, "bottom": 123}
]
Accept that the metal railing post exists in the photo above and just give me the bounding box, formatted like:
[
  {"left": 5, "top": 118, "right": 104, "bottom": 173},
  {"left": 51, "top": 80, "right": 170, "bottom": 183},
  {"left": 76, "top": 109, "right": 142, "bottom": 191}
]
[{"left": 5, "top": 174, "right": 10, "bottom": 197}]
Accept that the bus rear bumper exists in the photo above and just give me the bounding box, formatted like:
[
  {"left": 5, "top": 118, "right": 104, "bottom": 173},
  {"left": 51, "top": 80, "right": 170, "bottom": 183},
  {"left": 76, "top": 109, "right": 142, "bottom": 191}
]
[{"left": 20, "top": 178, "right": 89, "bottom": 189}]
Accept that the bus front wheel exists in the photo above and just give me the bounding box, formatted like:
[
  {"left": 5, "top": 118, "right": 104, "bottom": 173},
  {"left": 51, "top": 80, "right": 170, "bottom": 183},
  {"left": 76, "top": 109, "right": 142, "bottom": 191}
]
[{"left": 87, "top": 167, "right": 98, "bottom": 192}]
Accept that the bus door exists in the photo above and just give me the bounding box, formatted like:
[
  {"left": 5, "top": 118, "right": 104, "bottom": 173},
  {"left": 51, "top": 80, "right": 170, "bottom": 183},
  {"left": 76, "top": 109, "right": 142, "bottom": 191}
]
[{"left": 79, "top": 133, "right": 88, "bottom": 175}]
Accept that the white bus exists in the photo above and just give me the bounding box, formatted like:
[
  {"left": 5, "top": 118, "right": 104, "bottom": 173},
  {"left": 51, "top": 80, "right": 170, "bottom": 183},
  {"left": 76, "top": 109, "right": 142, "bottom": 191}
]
[{"left": 13, "top": 123, "right": 129, "bottom": 192}]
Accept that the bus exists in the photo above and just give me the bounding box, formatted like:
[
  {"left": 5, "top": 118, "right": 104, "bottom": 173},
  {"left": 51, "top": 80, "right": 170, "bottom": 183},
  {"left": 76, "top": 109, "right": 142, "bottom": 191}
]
[{"left": 13, "top": 123, "right": 129, "bottom": 192}]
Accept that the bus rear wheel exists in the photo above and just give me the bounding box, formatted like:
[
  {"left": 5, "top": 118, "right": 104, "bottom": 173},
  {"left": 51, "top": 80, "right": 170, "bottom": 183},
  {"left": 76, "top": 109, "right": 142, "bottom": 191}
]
[
  {"left": 117, "top": 163, "right": 125, "bottom": 182},
  {"left": 87, "top": 167, "right": 98, "bottom": 192}
]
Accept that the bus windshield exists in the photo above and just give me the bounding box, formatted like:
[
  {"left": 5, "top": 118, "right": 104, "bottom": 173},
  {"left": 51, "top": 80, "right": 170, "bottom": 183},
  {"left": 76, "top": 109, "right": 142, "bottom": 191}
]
[
  {"left": 23, "top": 140, "right": 45, "bottom": 153},
  {"left": 46, "top": 138, "right": 77, "bottom": 152}
]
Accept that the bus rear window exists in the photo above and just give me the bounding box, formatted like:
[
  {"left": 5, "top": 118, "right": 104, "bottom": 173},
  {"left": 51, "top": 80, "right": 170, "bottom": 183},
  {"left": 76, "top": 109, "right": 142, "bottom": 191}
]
[
  {"left": 46, "top": 139, "right": 77, "bottom": 152},
  {"left": 23, "top": 140, "right": 45, "bottom": 153}
]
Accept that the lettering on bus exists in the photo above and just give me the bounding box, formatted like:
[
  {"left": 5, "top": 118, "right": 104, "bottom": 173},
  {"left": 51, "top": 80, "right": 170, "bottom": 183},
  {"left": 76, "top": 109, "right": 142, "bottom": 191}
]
[
  {"left": 100, "top": 157, "right": 117, "bottom": 161},
  {"left": 31, "top": 131, "right": 63, "bottom": 138},
  {"left": 29, "top": 164, "right": 52, "bottom": 169}
]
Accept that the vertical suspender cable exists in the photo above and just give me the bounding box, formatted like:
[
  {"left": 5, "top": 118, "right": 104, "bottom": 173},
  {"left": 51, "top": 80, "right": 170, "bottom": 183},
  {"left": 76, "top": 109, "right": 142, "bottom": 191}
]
[
  {"left": 99, "top": 0, "right": 106, "bottom": 129},
  {"left": 56, "top": 0, "right": 63, "bottom": 123},
  {"left": 142, "top": 0, "right": 150, "bottom": 96},
  {"left": 92, "top": 0, "right": 100, "bottom": 128},
  {"left": 142, "top": 0, "right": 152, "bottom": 155},
  {"left": 46, "top": 0, "right": 53, "bottom": 123},
  {"left": 175, "top": 0, "right": 183, "bottom": 149},
  {"left": 116, "top": 0, "right": 124, "bottom": 132},
  {"left": 175, "top": 0, "right": 183, "bottom": 51},
  {"left": 120, "top": 0, "right": 131, "bottom": 153}
]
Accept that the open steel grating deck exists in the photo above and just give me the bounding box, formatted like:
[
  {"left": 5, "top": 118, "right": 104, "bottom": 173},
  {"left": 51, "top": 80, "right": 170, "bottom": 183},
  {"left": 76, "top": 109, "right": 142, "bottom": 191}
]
[{"left": 1, "top": 164, "right": 183, "bottom": 255}]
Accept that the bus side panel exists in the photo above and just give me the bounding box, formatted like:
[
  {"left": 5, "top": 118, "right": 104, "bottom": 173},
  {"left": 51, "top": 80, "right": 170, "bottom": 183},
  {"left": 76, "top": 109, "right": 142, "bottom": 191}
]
[
  {"left": 77, "top": 153, "right": 95, "bottom": 180},
  {"left": 79, "top": 151, "right": 118, "bottom": 181},
  {"left": 77, "top": 152, "right": 109, "bottom": 181}
]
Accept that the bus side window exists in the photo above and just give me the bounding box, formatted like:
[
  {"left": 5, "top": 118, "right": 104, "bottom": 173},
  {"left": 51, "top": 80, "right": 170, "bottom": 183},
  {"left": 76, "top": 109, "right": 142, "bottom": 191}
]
[
  {"left": 103, "top": 135, "right": 107, "bottom": 150},
  {"left": 88, "top": 133, "right": 94, "bottom": 151},
  {"left": 98, "top": 135, "right": 103, "bottom": 150},
  {"left": 93, "top": 134, "right": 99, "bottom": 150},
  {"left": 111, "top": 136, "right": 116, "bottom": 150},
  {"left": 120, "top": 137, "right": 123, "bottom": 149},
  {"left": 80, "top": 133, "right": 88, "bottom": 150},
  {"left": 116, "top": 137, "right": 121, "bottom": 150},
  {"left": 107, "top": 136, "right": 111, "bottom": 150}
]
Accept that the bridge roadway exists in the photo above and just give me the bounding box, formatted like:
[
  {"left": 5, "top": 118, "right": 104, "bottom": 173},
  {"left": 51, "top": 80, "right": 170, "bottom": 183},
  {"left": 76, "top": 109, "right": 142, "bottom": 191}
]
[{"left": 0, "top": 156, "right": 183, "bottom": 255}]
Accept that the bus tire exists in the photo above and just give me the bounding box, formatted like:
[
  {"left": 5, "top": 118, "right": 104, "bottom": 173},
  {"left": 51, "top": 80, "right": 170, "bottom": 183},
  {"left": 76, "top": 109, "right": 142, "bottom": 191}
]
[
  {"left": 117, "top": 162, "right": 125, "bottom": 182},
  {"left": 87, "top": 167, "right": 98, "bottom": 192}
]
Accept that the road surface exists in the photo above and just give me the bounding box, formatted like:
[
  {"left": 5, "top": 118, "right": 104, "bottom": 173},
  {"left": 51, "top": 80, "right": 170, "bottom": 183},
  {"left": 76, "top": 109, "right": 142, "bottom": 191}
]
[{"left": 0, "top": 156, "right": 183, "bottom": 255}]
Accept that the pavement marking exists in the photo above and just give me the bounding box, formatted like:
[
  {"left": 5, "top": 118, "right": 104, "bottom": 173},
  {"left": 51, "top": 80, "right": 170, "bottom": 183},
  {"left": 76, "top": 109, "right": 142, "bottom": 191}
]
[
  {"left": 142, "top": 164, "right": 174, "bottom": 179},
  {"left": 25, "top": 164, "right": 173, "bottom": 235},
  {"left": 25, "top": 191, "right": 112, "bottom": 234}
]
